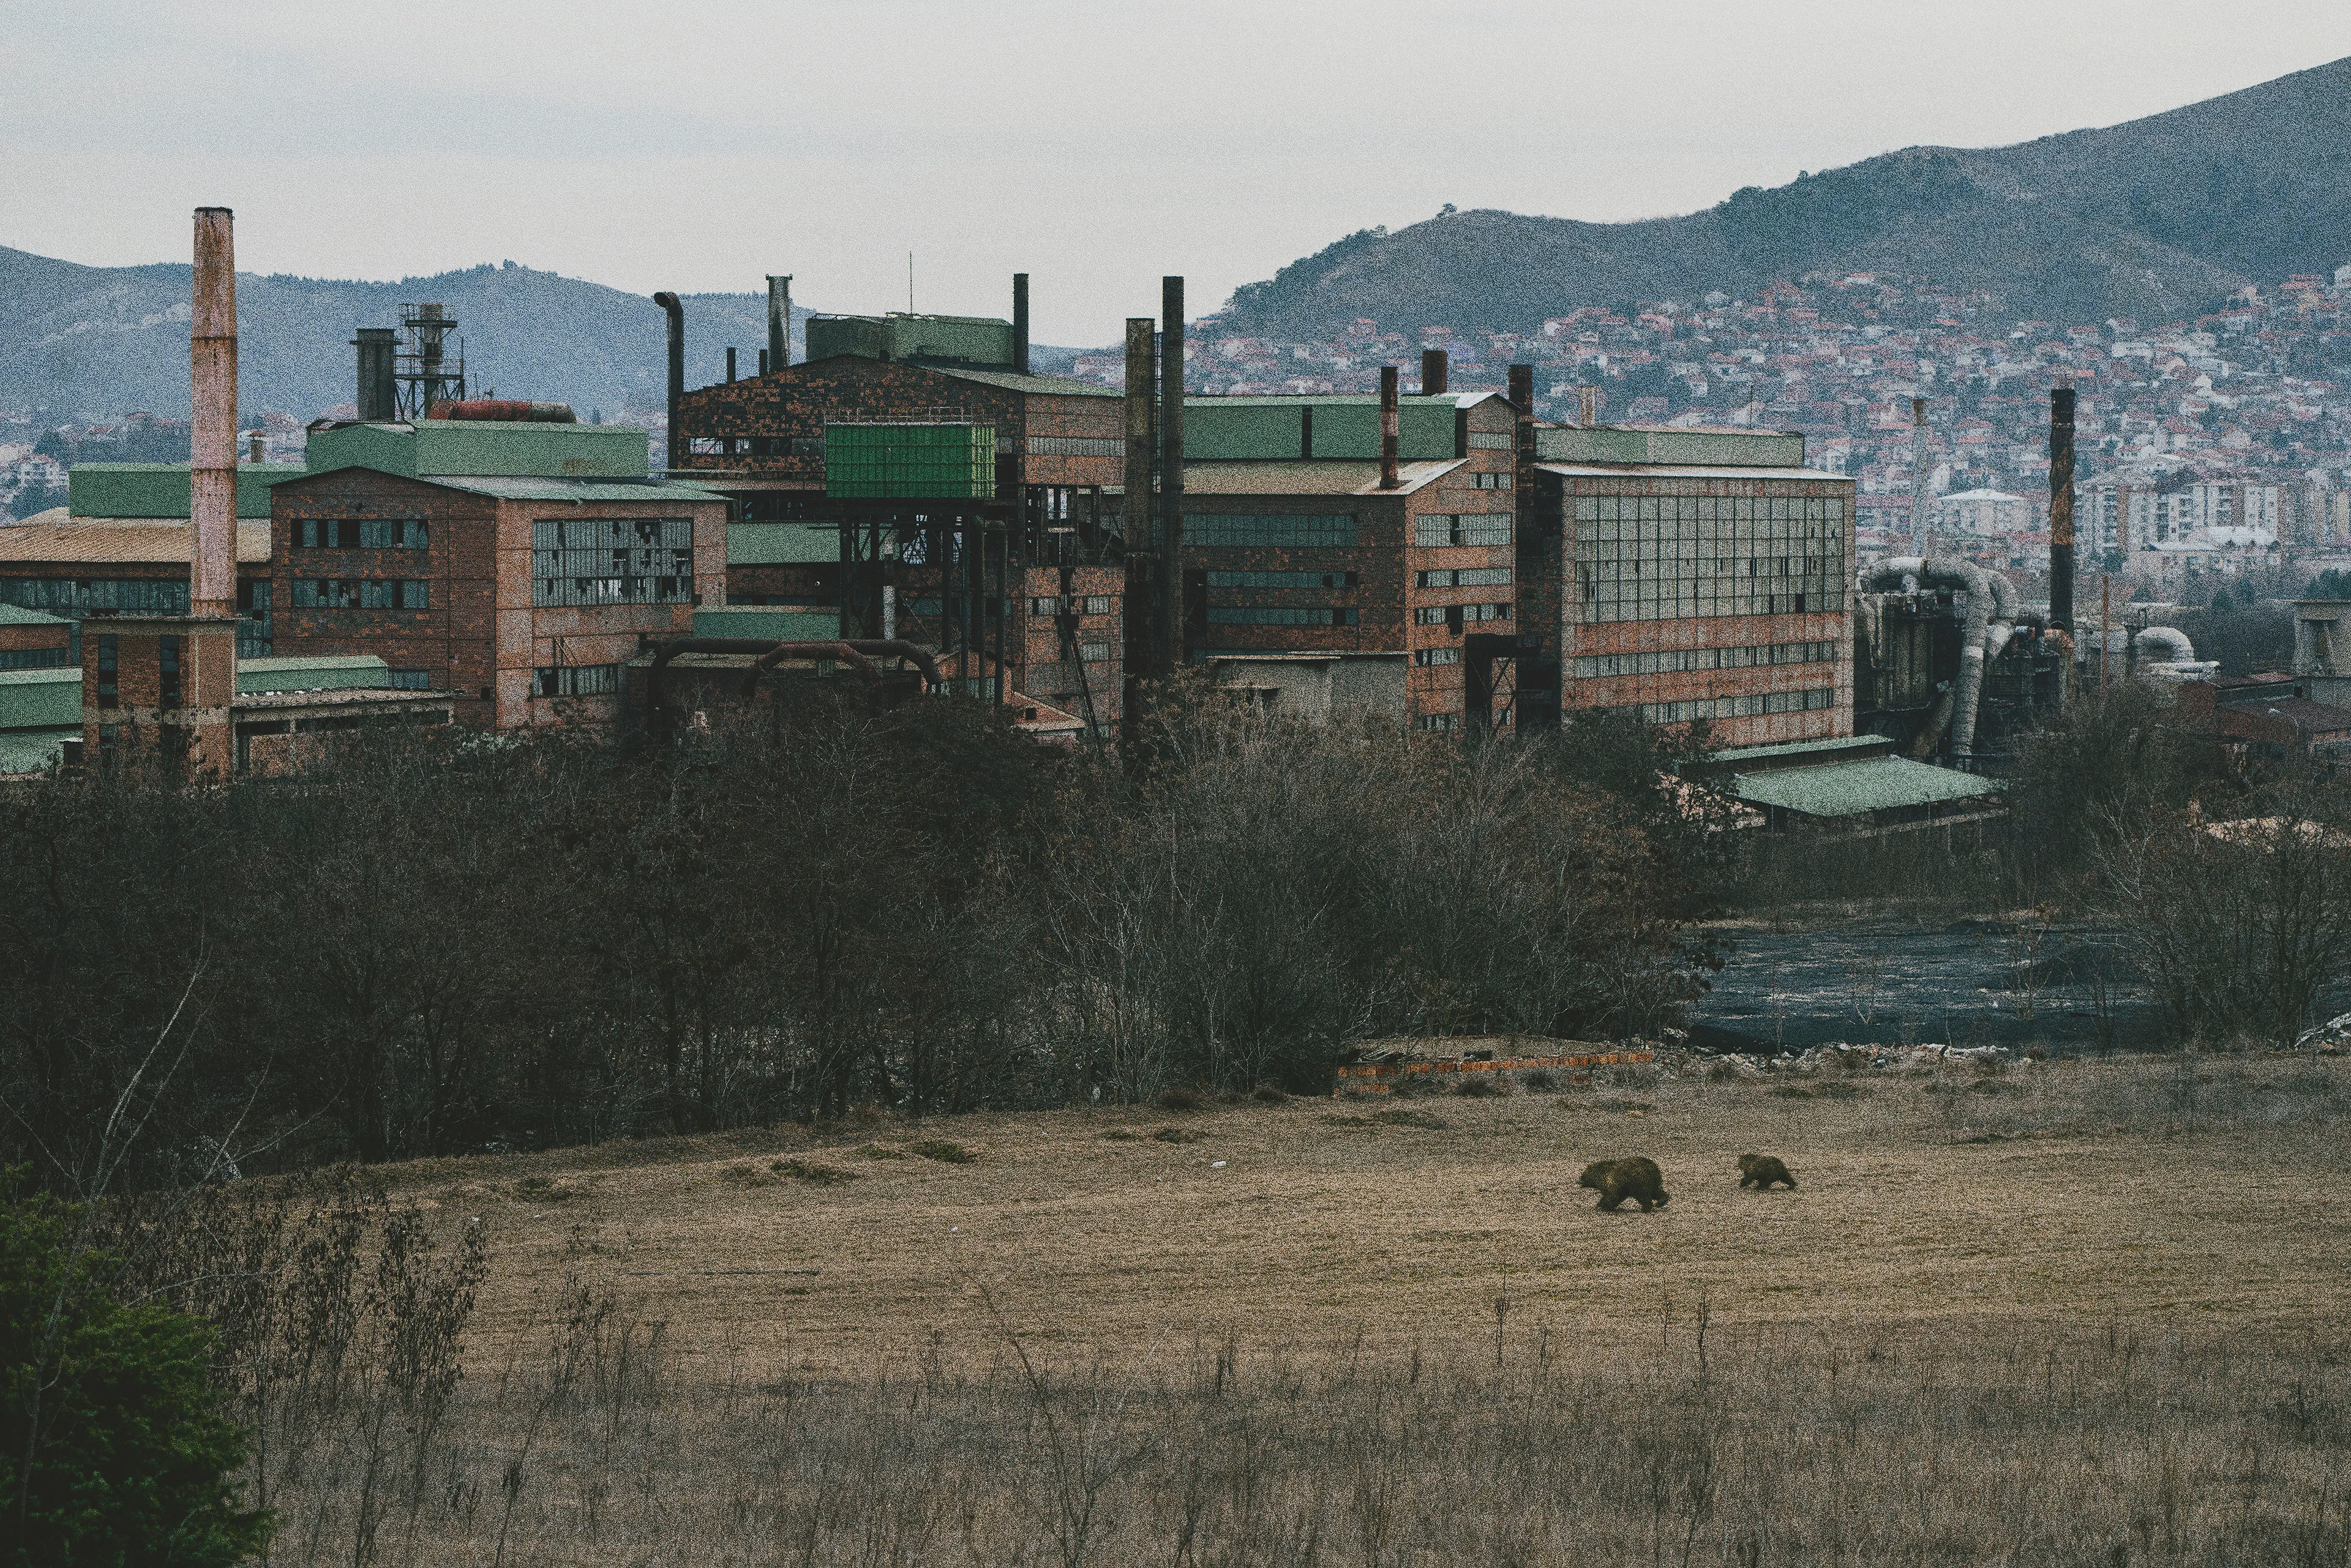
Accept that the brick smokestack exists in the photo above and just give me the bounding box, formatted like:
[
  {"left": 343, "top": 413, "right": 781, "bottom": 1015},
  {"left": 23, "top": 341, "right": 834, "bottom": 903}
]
[
  {"left": 1123, "top": 316, "right": 1156, "bottom": 681},
  {"left": 190, "top": 207, "right": 237, "bottom": 620},
  {"left": 1421, "top": 348, "right": 1447, "bottom": 396},
  {"left": 1013, "top": 273, "right": 1030, "bottom": 375},
  {"left": 1508, "top": 361, "right": 1534, "bottom": 473},
  {"left": 1379, "top": 365, "right": 1400, "bottom": 489},
  {"left": 1158, "top": 276, "right": 1185, "bottom": 676},
  {"left": 2050, "top": 382, "right": 2076, "bottom": 631}
]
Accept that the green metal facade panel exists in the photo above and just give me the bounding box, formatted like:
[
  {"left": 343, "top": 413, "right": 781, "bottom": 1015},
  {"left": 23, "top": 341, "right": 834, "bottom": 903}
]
[
  {"left": 304, "top": 422, "right": 649, "bottom": 480},
  {"left": 0, "top": 669, "right": 81, "bottom": 730},
  {"left": 238, "top": 655, "right": 393, "bottom": 694},
  {"left": 1534, "top": 427, "right": 1807, "bottom": 467},
  {"left": 1730, "top": 756, "right": 2004, "bottom": 819},
  {"left": 728, "top": 523, "right": 838, "bottom": 565},
  {"left": 69, "top": 463, "right": 303, "bottom": 519},
  {"left": 1307, "top": 404, "right": 1452, "bottom": 461},
  {"left": 1188, "top": 404, "right": 1304, "bottom": 460},
  {"left": 0, "top": 728, "right": 75, "bottom": 776},
  {"left": 693, "top": 607, "right": 842, "bottom": 640},
  {"left": 825, "top": 423, "right": 996, "bottom": 498}
]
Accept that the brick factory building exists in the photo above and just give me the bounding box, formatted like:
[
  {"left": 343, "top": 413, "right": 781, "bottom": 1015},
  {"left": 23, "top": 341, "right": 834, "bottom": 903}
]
[{"left": 269, "top": 415, "right": 729, "bottom": 729}]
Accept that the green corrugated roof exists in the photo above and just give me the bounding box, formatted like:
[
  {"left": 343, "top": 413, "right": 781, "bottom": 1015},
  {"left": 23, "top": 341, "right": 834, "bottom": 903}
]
[
  {"left": 0, "top": 727, "right": 75, "bottom": 776},
  {"left": 238, "top": 655, "right": 393, "bottom": 694},
  {"left": 303, "top": 421, "right": 652, "bottom": 480},
  {"left": 0, "top": 604, "right": 69, "bottom": 627},
  {"left": 729, "top": 523, "right": 838, "bottom": 565},
  {"left": 69, "top": 463, "right": 304, "bottom": 519},
  {"left": 0, "top": 668, "right": 81, "bottom": 730},
  {"left": 1727, "top": 756, "right": 2004, "bottom": 819},
  {"left": 1706, "top": 733, "right": 1889, "bottom": 767},
  {"left": 928, "top": 366, "right": 1120, "bottom": 398}
]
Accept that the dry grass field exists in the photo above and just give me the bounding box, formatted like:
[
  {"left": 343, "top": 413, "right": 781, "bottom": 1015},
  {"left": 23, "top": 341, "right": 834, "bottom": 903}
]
[{"left": 250, "top": 1053, "right": 2351, "bottom": 1567}]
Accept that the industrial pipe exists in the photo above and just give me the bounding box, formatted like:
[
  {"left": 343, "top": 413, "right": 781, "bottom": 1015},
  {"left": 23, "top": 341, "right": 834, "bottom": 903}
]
[
  {"left": 766, "top": 275, "right": 791, "bottom": 372},
  {"left": 1160, "top": 276, "right": 1186, "bottom": 678},
  {"left": 427, "top": 399, "right": 576, "bottom": 422},
  {"left": 1422, "top": 348, "right": 1448, "bottom": 396},
  {"left": 644, "top": 637, "right": 882, "bottom": 732},
  {"left": 1013, "top": 273, "right": 1030, "bottom": 375},
  {"left": 747, "top": 639, "right": 881, "bottom": 695},
  {"left": 2132, "top": 626, "right": 2195, "bottom": 664},
  {"left": 1864, "top": 554, "right": 2014, "bottom": 756},
  {"left": 653, "top": 290, "right": 684, "bottom": 467},
  {"left": 843, "top": 639, "right": 943, "bottom": 691},
  {"left": 1909, "top": 397, "right": 1931, "bottom": 555},
  {"left": 2050, "top": 384, "right": 2077, "bottom": 631}
]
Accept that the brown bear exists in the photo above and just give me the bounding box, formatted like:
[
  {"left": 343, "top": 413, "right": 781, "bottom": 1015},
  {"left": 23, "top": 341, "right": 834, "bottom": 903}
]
[
  {"left": 1738, "top": 1153, "right": 1796, "bottom": 1190},
  {"left": 1578, "top": 1157, "right": 1670, "bottom": 1212}
]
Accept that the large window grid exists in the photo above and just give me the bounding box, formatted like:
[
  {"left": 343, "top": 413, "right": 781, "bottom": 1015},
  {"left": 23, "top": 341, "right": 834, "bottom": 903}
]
[
  {"left": 1204, "top": 570, "right": 1358, "bottom": 589},
  {"left": 532, "top": 664, "right": 620, "bottom": 699},
  {"left": 531, "top": 518, "right": 695, "bottom": 609},
  {"left": 1414, "top": 603, "right": 1509, "bottom": 626},
  {"left": 1607, "top": 687, "right": 1834, "bottom": 724},
  {"left": 293, "top": 579, "right": 429, "bottom": 610},
  {"left": 1416, "top": 568, "right": 1512, "bottom": 588},
  {"left": 296, "top": 518, "right": 428, "bottom": 549},
  {"left": 1572, "top": 639, "right": 1840, "bottom": 678},
  {"left": 1205, "top": 607, "right": 1359, "bottom": 627},
  {"left": 1414, "top": 513, "right": 1513, "bottom": 547},
  {"left": 1185, "top": 513, "right": 1359, "bottom": 548},
  {"left": 1573, "top": 493, "right": 1848, "bottom": 623}
]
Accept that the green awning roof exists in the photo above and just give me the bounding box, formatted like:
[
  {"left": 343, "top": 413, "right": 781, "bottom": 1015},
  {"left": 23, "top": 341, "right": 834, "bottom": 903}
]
[{"left": 1727, "top": 755, "right": 2005, "bottom": 819}]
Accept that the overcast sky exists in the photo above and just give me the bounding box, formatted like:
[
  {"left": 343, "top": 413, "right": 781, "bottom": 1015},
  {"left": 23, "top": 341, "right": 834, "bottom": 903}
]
[{"left": 4, "top": 1, "right": 2347, "bottom": 345}]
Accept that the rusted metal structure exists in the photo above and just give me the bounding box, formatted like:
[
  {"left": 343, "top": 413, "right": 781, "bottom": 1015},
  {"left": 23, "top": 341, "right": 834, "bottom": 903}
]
[
  {"left": 1378, "top": 366, "right": 1400, "bottom": 490},
  {"left": 766, "top": 275, "right": 791, "bottom": 372},
  {"left": 392, "top": 304, "right": 465, "bottom": 420},
  {"left": 352, "top": 328, "right": 397, "bottom": 422},
  {"left": 1013, "top": 272, "right": 1030, "bottom": 376}
]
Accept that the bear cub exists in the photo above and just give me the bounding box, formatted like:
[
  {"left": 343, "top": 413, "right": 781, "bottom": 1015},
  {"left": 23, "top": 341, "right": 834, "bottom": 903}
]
[
  {"left": 1578, "top": 1156, "right": 1670, "bottom": 1212},
  {"left": 1738, "top": 1153, "right": 1796, "bottom": 1190}
]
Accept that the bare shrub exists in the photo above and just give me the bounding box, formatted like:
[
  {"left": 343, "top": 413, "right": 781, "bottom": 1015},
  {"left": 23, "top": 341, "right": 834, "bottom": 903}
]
[{"left": 1155, "top": 1087, "right": 1205, "bottom": 1112}]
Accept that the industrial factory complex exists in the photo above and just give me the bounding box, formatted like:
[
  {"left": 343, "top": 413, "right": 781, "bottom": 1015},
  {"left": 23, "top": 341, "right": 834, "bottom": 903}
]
[{"left": 5, "top": 208, "right": 2347, "bottom": 827}]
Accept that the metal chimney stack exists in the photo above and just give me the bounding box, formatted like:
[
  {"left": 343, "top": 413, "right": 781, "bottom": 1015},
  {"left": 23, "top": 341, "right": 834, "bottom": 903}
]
[
  {"left": 653, "top": 291, "right": 684, "bottom": 467},
  {"left": 1378, "top": 366, "right": 1400, "bottom": 489},
  {"left": 1909, "top": 396, "right": 1931, "bottom": 555},
  {"left": 353, "top": 328, "right": 397, "bottom": 421},
  {"left": 1013, "top": 273, "right": 1031, "bottom": 375},
  {"left": 1123, "top": 315, "right": 1157, "bottom": 681},
  {"left": 2050, "top": 383, "right": 2077, "bottom": 631},
  {"left": 1421, "top": 348, "right": 1448, "bottom": 396},
  {"left": 1158, "top": 276, "right": 1186, "bottom": 676},
  {"left": 766, "top": 275, "right": 791, "bottom": 372},
  {"left": 190, "top": 207, "right": 237, "bottom": 620}
]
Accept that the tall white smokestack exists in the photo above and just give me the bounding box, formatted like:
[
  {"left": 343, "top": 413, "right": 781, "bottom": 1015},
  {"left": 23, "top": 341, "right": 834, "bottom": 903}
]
[{"left": 191, "top": 207, "right": 238, "bottom": 620}]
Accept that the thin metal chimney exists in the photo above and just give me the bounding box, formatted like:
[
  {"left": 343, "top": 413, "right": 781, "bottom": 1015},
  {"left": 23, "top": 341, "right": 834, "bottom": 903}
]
[
  {"left": 726, "top": 347, "right": 737, "bottom": 383},
  {"left": 1422, "top": 348, "right": 1447, "bottom": 396},
  {"left": 758, "top": 348, "right": 770, "bottom": 376},
  {"left": 353, "top": 328, "right": 397, "bottom": 421},
  {"left": 1378, "top": 366, "right": 1400, "bottom": 489},
  {"left": 190, "top": 206, "right": 237, "bottom": 620},
  {"left": 2050, "top": 383, "right": 2077, "bottom": 631},
  {"left": 766, "top": 275, "right": 791, "bottom": 371},
  {"left": 1013, "top": 273, "right": 1031, "bottom": 375},
  {"left": 653, "top": 291, "right": 684, "bottom": 467},
  {"left": 1159, "top": 276, "right": 1185, "bottom": 676},
  {"left": 1910, "top": 396, "right": 1931, "bottom": 555},
  {"left": 247, "top": 433, "right": 264, "bottom": 463}
]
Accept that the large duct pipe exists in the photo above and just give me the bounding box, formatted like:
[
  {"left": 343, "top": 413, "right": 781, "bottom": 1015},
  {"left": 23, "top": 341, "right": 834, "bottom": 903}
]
[
  {"left": 428, "top": 399, "right": 576, "bottom": 423},
  {"left": 1865, "top": 554, "right": 2012, "bottom": 756},
  {"left": 1909, "top": 396, "right": 1931, "bottom": 556},
  {"left": 1421, "top": 348, "right": 1448, "bottom": 396},
  {"left": 2133, "top": 626, "right": 2195, "bottom": 664},
  {"left": 2050, "top": 384, "right": 2077, "bottom": 631},
  {"left": 1160, "top": 276, "right": 1185, "bottom": 676},
  {"left": 190, "top": 206, "right": 237, "bottom": 620},
  {"left": 1013, "top": 273, "right": 1030, "bottom": 375},
  {"left": 653, "top": 291, "right": 684, "bottom": 468},
  {"left": 353, "top": 327, "right": 397, "bottom": 422},
  {"left": 766, "top": 276, "right": 791, "bottom": 372},
  {"left": 1378, "top": 365, "right": 1400, "bottom": 489}
]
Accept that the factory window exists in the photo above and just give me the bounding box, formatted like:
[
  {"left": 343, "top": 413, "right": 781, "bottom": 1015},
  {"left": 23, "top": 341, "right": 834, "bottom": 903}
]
[
  {"left": 389, "top": 670, "right": 432, "bottom": 690},
  {"left": 296, "top": 518, "right": 427, "bottom": 549},
  {"left": 1029, "top": 596, "right": 1062, "bottom": 616},
  {"left": 1205, "top": 571, "right": 1359, "bottom": 590},
  {"left": 1572, "top": 491, "right": 1848, "bottom": 625},
  {"left": 0, "top": 648, "right": 71, "bottom": 671},
  {"left": 1467, "top": 433, "right": 1514, "bottom": 451},
  {"left": 159, "top": 635, "right": 180, "bottom": 710},
  {"left": 1082, "top": 595, "right": 1115, "bottom": 615},
  {"left": 1461, "top": 471, "right": 1512, "bottom": 489},
  {"left": 1184, "top": 513, "right": 1359, "bottom": 548},
  {"left": 292, "top": 579, "right": 361, "bottom": 609},
  {"left": 532, "top": 663, "right": 620, "bottom": 699},
  {"left": 1570, "top": 640, "right": 1840, "bottom": 678},
  {"left": 1414, "top": 603, "right": 1510, "bottom": 626},
  {"left": 353, "top": 580, "right": 430, "bottom": 610},
  {"left": 1415, "top": 713, "right": 1461, "bottom": 732},
  {"left": 1204, "top": 607, "right": 1359, "bottom": 627},
  {"left": 531, "top": 517, "right": 696, "bottom": 608},
  {"left": 0, "top": 578, "right": 188, "bottom": 615},
  {"left": 1414, "top": 647, "right": 1461, "bottom": 667},
  {"left": 1414, "top": 513, "right": 1513, "bottom": 547},
  {"left": 1611, "top": 686, "right": 1834, "bottom": 724},
  {"left": 1079, "top": 641, "right": 1114, "bottom": 662},
  {"left": 96, "top": 634, "right": 117, "bottom": 709},
  {"left": 1029, "top": 436, "right": 1125, "bottom": 457},
  {"left": 1415, "top": 568, "right": 1512, "bottom": 588}
]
